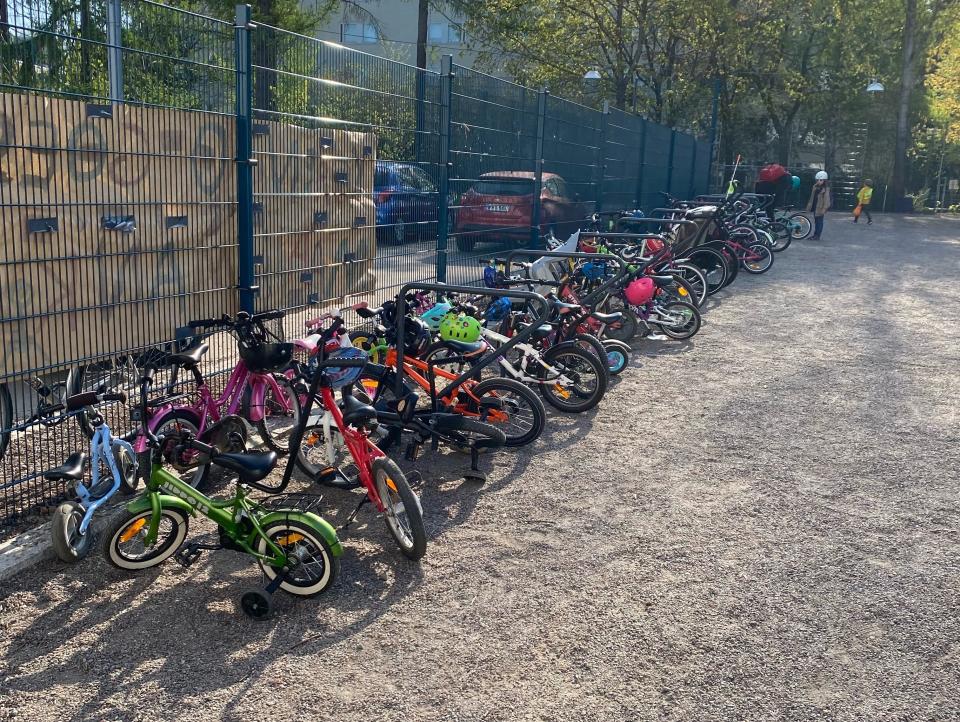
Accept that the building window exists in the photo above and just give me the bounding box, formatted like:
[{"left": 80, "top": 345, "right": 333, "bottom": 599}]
[
  {"left": 428, "top": 22, "right": 463, "bottom": 44},
  {"left": 342, "top": 22, "right": 378, "bottom": 43}
]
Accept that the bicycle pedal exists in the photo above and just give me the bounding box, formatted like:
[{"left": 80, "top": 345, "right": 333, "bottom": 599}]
[
  {"left": 314, "top": 466, "right": 338, "bottom": 485},
  {"left": 174, "top": 543, "right": 204, "bottom": 568}
]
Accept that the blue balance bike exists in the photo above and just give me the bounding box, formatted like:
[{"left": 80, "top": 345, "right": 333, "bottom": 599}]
[{"left": 45, "top": 391, "right": 138, "bottom": 562}]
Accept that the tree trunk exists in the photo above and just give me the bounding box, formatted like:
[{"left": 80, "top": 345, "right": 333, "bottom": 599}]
[
  {"left": 824, "top": 122, "right": 837, "bottom": 176},
  {"left": 416, "top": 0, "right": 428, "bottom": 70},
  {"left": 1, "top": 0, "right": 9, "bottom": 42},
  {"left": 892, "top": 0, "right": 917, "bottom": 201}
]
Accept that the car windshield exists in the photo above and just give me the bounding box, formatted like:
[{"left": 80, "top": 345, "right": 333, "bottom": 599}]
[{"left": 472, "top": 178, "right": 534, "bottom": 196}]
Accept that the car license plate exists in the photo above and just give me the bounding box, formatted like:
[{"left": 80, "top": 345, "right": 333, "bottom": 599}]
[{"left": 485, "top": 204, "right": 510, "bottom": 212}]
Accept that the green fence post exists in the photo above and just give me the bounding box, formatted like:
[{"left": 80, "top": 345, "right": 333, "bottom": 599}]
[
  {"left": 665, "top": 129, "right": 677, "bottom": 196},
  {"left": 234, "top": 4, "right": 256, "bottom": 313},
  {"left": 435, "top": 54, "right": 453, "bottom": 282},
  {"left": 635, "top": 118, "right": 647, "bottom": 209},
  {"left": 595, "top": 100, "right": 609, "bottom": 213},
  {"left": 530, "top": 89, "right": 547, "bottom": 247},
  {"left": 688, "top": 138, "right": 698, "bottom": 199}
]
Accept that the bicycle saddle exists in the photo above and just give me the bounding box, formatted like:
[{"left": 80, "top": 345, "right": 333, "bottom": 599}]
[
  {"left": 442, "top": 339, "right": 485, "bottom": 354},
  {"left": 340, "top": 393, "right": 377, "bottom": 426},
  {"left": 212, "top": 450, "right": 277, "bottom": 484},
  {"left": 166, "top": 342, "right": 209, "bottom": 368},
  {"left": 355, "top": 305, "right": 381, "bottom": 319},
  {"left": 589, "top": 310, "right": 622, "bottom": 324},
  {"left": 553, "top": 301, "right": 581, "bottom": 315},
  {"left": 44, "top": 452, "right": 87, "bottom": 482}
]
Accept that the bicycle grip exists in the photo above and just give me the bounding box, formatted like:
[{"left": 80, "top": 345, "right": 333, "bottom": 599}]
[
  {"left": 189, "top": 318, "right": 224, "bottom": 330},
  {"left": 66, "top": 392, "right": 98, "bottom": 411},
  {"left": 101, "top": 392, "right": 127, "bottom": 404},
  {"left": 252, "top": 309, "right": 285, "bottom": 323}
]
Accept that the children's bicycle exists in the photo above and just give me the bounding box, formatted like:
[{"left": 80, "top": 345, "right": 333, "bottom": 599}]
[
  {"left": 103, "top": 365, "right": 342, "bottom": 619},
  {"left": 131, "top": 311, "right": 302, "bottom": 490},
  {"left": 288, "top": 312, "right": 427, "bottom": 561},
  {"left": 44, "top": 391, "right": 138, "bottom": 562}
]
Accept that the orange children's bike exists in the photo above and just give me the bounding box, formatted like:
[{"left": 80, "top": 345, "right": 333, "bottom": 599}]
[{"left": 348, "top": 300, "right": 546, "bottom": 450}]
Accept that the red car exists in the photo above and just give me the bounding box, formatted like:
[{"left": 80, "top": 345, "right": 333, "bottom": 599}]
[{"left": 453, "top": 171, "right": 586, "bottom": 251}]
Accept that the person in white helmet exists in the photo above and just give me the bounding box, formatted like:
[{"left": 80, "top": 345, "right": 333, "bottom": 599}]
[{"left": 806, "top": 170, "right": 831, "bottom": 240}]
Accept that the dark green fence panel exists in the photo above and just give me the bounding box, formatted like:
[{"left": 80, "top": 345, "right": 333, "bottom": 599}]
[
  {"left": 641, "top": 124, "right": 672, "bottom": 211},
  {"left": 670, "top": 133, "right": 695, "bottom": 199},
  {"left": 603, "top": 108, "right": 644, "bottom": 212}
]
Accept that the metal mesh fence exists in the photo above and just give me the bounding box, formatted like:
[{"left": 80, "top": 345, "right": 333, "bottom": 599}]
[{"left": 0, "top": 0, "right": 710, "bottom": 529}]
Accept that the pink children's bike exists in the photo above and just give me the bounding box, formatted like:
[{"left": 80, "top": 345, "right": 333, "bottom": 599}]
[{"left": 133, "top": 311, "right": 301, "bottom": 490}]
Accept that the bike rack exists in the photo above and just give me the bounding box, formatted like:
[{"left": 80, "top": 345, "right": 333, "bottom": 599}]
[
  {"left": 498, "top": 249, "right": 631, "bottom": 311},
  {"left": 395, "top": 282, "right": 552, "bottom": 402}
]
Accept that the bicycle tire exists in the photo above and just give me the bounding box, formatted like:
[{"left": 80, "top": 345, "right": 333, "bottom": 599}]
[
  {"left": 146, "top": 409, "right": 210, "bottom": 491},
  {"left": 539, "top": 343, "right": 607, "bottom": 413},
  {"left": 742, "top": 243, "right": 775, "bottom": 274},
  {"left": 788, "top": 212, "right": 812, "bottom": 240},
  {"left": 103, "top": 507, "right": 189, "bottom": 570},
  {"left": 349, "top": 329, "right": 386, "bottom": 365},
  {"left": 255, "top": 373, "right": 302, "bottom": 455},
  {"left": 671, "top": 263, "right": 708, "bottom": 306},
  {"left": 0, "top": 383, "right": 11, "bottom": 461},
  {"left": 458, "top": 378, "right": 543, "bottom": 447},
  {"left": 707, "top": 241, "right": 739, "bottom": 288},
  {"left": 372, "top": 457, "right": 426, "bottom": 560},
  {"left": 657, "top": 301, "right": 701, "bottom": 340},
  {"left": 686, "top": 248, "right": 728, "bottom": 295},
  {"left": 767, "top": 222, "right": 792, "bottom": 252},
  {"left": 597, "top": 299, "right": 639, "bottom": 342},
  {"left": 51, "top": 502, "right": 94, "bottom": 563},
  {"left": 255, "top": 517, "right": 340, "bottom": 595}
]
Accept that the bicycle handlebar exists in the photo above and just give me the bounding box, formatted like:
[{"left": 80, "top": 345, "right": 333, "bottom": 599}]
[{"left": 66, "top": 391, "right": 127, "bottom": 411}]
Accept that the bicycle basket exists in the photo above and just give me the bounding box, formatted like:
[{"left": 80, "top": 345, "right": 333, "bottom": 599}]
[
  {"left": 239, "top": 341, "right": 294, "bottom": 372},
  {"left": 322, "top": 348, "right": 367, "bottom": 389}
]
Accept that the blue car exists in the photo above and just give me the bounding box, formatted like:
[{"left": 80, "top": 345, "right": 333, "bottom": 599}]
[{"left": 375, "top": 161, "right": 440, "bottom": 245}]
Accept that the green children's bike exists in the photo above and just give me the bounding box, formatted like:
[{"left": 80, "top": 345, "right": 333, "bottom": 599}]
[{"left": 103, "top": 364, "right": 342, "bottom": 619}]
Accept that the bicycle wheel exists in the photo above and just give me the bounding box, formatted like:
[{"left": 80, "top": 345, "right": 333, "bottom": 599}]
[
  {"left": 255, "top": 374, "right": 302, "bottom": 454},
  {"left": 294, "top": 414, "right": 352, "bottom": 480},
  {"left": 767, "top": 222, "right": 792, "bottom": 252},
  {"left": 657, "top": 301, "right": 701, "bottom": 340},
  {"left": 255, "top": 517, "right": 340, "bottom": 596},
  {"left": 788, "top": 212, "right": 812, "bottom": 240},
  {"left": 0, "top": 383, "right": 11, "bottom": 461},
  {"left": 539, "top": 344, "right": 607, "bottom": 413},
  {"left": 148, "top": 409, "right": 210, "bottom": 491},
  {"left": 466, "top": 377, "right": 545, "bottom": 447},
  {"left": 349, "top": 330, "right": 385, "bottom": 365},
  {"left": 51, "top": 502, "right": 94, "bottom": 562},
  {"left": 672, "top": 263, "right": 708, "bottom": 306},
  {"left": 103, "top": 507, "right": 189, "bottom": 570},
  {"left": 687, "top": 248, "right": 728, "bottom": 295},
  {"left": 597, "top": 299, "right": 639, "bottom": 342},
  {"left": 742, "top": 243, "right": 774, "bottom": 274},
  {"left": 708, "top": 241, "right": 739, "bottom": 288},
  {"left": 372, "top": 457, "right": 426, "bottom": 560}
]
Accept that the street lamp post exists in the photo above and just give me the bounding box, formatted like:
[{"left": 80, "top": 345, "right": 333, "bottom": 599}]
[{"left": 865, "top": 80, "right": 886, "bottom": 209}]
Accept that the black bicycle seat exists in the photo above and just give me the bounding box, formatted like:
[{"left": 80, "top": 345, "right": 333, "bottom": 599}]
[
  {"left": 44, "top": 452, "right": 87, "bottom": 482},
  {"left": 355, "top": 306, "right": 381, "bottom": 319},
  {"left": 212, "top": 450, "right": 277, "bottom": 484},
  {"left": 441, "top": 339, "right": 485, "bottom": 354},
  {"left": 553, "top": 301, "right": 581, "bottom": 314},
  {"left": 590, "top": 311, "right": 622, "bottom": 324},
  {"left": 340, "top": 393, "right": 377, "bottom": 426},
  {"left": 166, "top": 342, "right": 209, "bottom": 368}
]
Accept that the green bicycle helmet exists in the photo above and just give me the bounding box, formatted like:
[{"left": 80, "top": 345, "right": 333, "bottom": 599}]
[{"left": 439, "top": 313, "right": 482, "bottom": 343}]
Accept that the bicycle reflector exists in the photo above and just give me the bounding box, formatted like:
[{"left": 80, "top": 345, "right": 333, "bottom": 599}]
[{"left": 321, "top": 348, "right": 367, "bottom": 389}]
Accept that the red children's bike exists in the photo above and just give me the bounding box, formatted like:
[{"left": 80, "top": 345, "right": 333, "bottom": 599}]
[{"left": 284, "top": 311, "right": 427, "bottom": 561}]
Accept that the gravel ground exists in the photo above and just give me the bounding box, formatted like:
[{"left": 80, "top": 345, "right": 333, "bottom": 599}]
[{"left": 0, "top": 213, "right": 958, "bottom": 722}]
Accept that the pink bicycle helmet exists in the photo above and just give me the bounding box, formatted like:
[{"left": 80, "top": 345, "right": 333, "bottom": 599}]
[{"left": 624, "top": 277, "right": 655, "bottom": 305}]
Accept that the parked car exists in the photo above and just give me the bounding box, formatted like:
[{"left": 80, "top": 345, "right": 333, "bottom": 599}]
[
  {"left": 375, "top": 161, "right": 439, "bottom": 245},
  {"left": 453, "top": 171, "right": 585, "bottom": 252}
]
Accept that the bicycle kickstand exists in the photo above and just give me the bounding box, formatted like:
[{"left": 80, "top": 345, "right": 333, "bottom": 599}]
[
  {"left": 463, "top": 445, "right": 487, "bottom": 484},
  {"left": 341, "top": 495, "right": 370, "bottom": 530}
]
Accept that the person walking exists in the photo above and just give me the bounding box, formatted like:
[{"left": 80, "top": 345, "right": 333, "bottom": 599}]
[
  {"left": 853, "top": 179, "right": 874, "bottom": 224},
  {"left": 807, "top": 171, "right": 831, "bottom": 240}
]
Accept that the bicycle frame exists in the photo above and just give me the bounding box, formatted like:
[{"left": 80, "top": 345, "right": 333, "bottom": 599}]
[
  {"left": 139, "top": 461, "right": 289, "bottom": 566},
  {"left": 76, "top": 421, "right": 136, "bottom": 535}
]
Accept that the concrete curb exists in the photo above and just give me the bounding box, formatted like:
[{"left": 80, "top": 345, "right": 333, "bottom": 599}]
[
  {"left": 0, "top": 508, "right": 117, "bottom": 582},
  {"left": 0, "top": 520, "right": 55, "bottom": 581}
]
